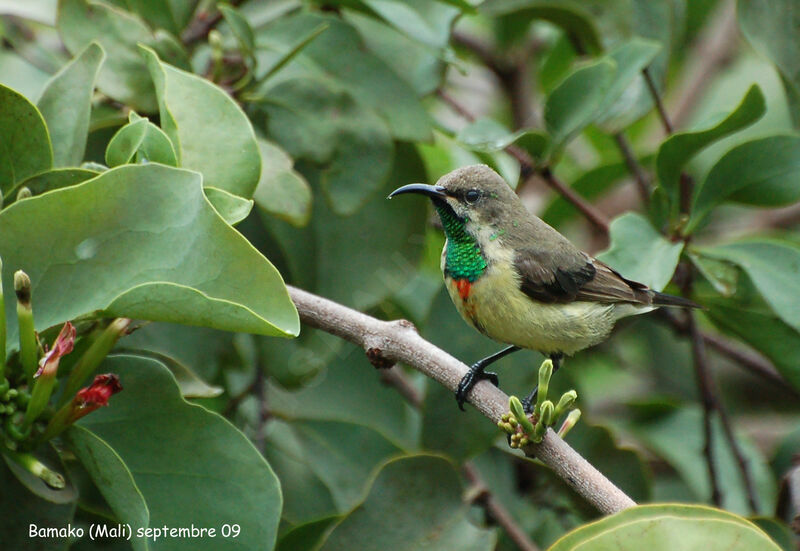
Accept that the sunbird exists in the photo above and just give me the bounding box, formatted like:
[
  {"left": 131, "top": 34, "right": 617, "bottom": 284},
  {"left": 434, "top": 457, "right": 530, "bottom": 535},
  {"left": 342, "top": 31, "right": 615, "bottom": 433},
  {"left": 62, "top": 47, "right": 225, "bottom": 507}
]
[{"left": 389, "top": 165, "right": 698, "bottom": 412}]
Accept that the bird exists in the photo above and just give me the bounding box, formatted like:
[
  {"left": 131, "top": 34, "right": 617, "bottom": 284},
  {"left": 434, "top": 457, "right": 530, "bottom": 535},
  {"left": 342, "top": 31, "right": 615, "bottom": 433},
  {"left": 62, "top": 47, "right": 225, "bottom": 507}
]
[{"left": 388, "top": 165, "right": 699, "bottom": 412}]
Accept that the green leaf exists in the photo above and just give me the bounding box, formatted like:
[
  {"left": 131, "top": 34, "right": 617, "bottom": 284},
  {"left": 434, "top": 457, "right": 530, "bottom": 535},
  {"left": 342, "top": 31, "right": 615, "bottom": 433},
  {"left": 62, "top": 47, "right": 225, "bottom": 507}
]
[
  {"left": 254, "top": 21, "right": 329, "bottom": 81},
  {"left": 655, "top": 85, "right": 766, "bottom": 222},
  {"left": 64, "top": 426, "right": 150, "bottom": 551},
  {"left": 219, "top": 3, "right": 256, "bottom": 56},
  {"left": 358, "top": 0, "right": 460, "bottom": 49},
  {"left": 6, "top": 167, "right": 98, "bottom": 205},
  {"left": 255, "top": 13, "right": 432, "bottom": 142},
  {"left": 57, "top": 0, "right": 158, "bottom": 112},
  {"left": 544, "top": 59, "right": 616, "bottom": 152},
  {"left": 317, "top": 455, "right": 496, "bottom": 550},
  {"left": 37, "top": 41, "right": 105, "bottom": 167},
  {"left": 549, "top": 503, "right": 780, "bottom": 550},
  {"left": 689, "top": 135, "right": 800, "bottom": 231},
  {"left": 277, "top": 516, "right": 338, "bottom": 551},
  {"left": 0, "top": 83, "right": 52, "bottom": 195},
  {"left": 0, "top": 163, "right": 299, "bottom": 346},
  {"left": 594, "top": 37, "right": 662, "bottom": 132},
  {"left": 0, "top": 453, "right": 76, "bottom": 550},
  {"left": 738, "top": 0, "right": 800, "bottom": 128},
  {"left": 259, "top": 77, "right": 393, "bottom": 215},
  {"left": 456, "top": 119, "right": 550, "bottom": 159},
  {"left": 480, "top": 1, "right": 602, "bottom": 54},
  {"left": 105, "top": 0, "right": 199, "bottom": 37},
  {"left": 141, "top": 46, "right": 261, "bottom": 198},
  {"left": 0, "top": 0, "right": 59, "bottom": 25},
  {"left": 204, "top": 186, "right": 254, "bottom": 226},
  {"left": 105, "top": 117, "right": 178, "bottom": 167},
  {"left": 596, "top": 212, "right": 684, "bottom": 291},
  {"left": 699, "top": 240, "right": 800, "bottom": 333},
  {"left": 704, "top": 301, "right": 800, "bottom": 392},
  {"left": 79, "top": 355, "right": 283, "bottom": 551},
  {"left": 253, "top": 138, "right": 311, "bottom": 227}
]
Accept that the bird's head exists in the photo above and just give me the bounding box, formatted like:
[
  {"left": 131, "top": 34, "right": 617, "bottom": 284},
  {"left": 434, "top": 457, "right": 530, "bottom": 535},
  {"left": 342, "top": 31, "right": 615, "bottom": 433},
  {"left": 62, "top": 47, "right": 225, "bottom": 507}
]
[{"left": 388, "top": 165, "right": 520, "bottom": 228}]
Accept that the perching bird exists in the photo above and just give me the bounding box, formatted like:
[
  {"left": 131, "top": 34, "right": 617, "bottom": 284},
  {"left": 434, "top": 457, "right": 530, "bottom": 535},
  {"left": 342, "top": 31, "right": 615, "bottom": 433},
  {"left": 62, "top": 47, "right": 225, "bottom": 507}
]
[{"left": 389, "top": 165, "right": 698, "bottom": 412}]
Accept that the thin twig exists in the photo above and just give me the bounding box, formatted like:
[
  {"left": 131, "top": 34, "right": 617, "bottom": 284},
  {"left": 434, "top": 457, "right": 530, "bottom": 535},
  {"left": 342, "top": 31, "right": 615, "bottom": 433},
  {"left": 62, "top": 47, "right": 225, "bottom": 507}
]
[
  {"left": 378, "top": 367, "right": 423, "bottom": 409},
  {"left": 613, "top": 133, "right": 651, "bottom": 205},
  {"left": 181, "top": 0, "right": 246, "bottom": 45},
  {"left": 701, "top": 331, "right": 794, "bottom": 393},
  {"left": 642, "top": 67, "right": 674, "bottom": 135},
  {"left": 686, "top": 312, "right": 723, "bottom": 506},
  {"left": 716, "top": 391, "right": 759, "bottom": 512},
  {"left": 464, "top": 463, "right": 541, "bottom": 551},
  {"left": 288, "top": 285, "right": 637, "bottom": 514}
]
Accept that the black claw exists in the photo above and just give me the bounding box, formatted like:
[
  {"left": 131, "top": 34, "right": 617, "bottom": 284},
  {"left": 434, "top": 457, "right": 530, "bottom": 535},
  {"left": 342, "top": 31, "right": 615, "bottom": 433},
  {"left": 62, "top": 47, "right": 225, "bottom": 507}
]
[{"left": 455, "top": 368, "right": 500, "bottom": 411}]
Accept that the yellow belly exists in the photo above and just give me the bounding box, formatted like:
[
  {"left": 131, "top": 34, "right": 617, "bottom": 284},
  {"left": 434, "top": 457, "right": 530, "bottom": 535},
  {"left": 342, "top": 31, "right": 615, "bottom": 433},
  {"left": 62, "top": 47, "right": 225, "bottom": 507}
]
[{"left": 444, "top": 259, "right": 644, "bottom": 356}]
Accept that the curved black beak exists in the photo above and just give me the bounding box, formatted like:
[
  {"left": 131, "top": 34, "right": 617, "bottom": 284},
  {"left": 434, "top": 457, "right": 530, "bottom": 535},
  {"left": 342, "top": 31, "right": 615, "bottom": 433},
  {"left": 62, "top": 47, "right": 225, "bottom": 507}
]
[{"left": 388, "top": 183, "right": 447, "bottom": 200}]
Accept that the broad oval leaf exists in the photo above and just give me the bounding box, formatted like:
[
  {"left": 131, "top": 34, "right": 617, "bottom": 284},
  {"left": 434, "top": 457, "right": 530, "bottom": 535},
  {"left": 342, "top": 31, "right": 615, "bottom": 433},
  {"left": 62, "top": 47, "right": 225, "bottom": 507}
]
[
  {"left": 105, "top": 117, "right": 178, "bottom": 167},
  {"left": 549, "top": 503, "right": 780, "bottom": 550},
  {"left": 655, "top": 85, "right": 766, "bottom": 222},
  {"left": 37, "top": 41, "right": 105, "bottom": 167},
  {"left": 141, "top": 46, "right": 261, "bottom": 198},
  {"left": 79, "top": 355, "right": 283, "bottom": 551},
  {"left": 318, "top": 455, "right": 496, "bottom": 551},
  {"left": 0, "top": 83, "right": 52, "bottom": 195},
  {"left": 203, "top": 186, "right": 254, "bottom": 225},
  {"left": 253, "top": 138, "right": 312, "bottom": 227},
  {"left": 596, "top": 212, "right": 684, "bottom": 291},
  {"left": 0, "top": 163, "right": 299, "bottom": 347}
]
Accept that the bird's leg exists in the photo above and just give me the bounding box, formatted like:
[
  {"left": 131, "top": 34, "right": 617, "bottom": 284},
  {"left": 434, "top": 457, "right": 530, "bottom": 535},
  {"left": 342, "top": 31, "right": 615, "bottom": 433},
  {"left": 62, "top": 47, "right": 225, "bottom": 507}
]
[
  {"left": 456, "top": 345, "right": 520, "bottom": 410},
  {"left": 522, "top": 354, "right": 563, "bottom": 413}
]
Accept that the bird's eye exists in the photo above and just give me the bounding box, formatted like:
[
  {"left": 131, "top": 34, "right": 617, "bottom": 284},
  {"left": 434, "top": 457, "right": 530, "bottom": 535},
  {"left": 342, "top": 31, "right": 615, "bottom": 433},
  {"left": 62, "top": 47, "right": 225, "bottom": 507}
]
[{"left": 465, "top": 189, "right": 480, "bottom": 203}]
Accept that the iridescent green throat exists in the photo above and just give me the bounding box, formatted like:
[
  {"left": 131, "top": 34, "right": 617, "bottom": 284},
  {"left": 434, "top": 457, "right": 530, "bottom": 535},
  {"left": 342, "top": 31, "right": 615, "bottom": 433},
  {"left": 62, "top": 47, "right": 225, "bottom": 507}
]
[{"left": 434, "top": 202, "right": 487, "bottom": 282}]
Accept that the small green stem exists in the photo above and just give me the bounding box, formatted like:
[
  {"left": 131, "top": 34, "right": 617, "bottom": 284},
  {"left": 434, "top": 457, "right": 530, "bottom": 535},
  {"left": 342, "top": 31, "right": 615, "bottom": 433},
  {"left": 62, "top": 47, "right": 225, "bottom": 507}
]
[
  {"left": 534, "top": 359, "right": 553, "bottom": 417},
  {"left": 3, "top": 449, "right": 65, "bottom": 489},
  {"left": 15, "top": 271, "right": 37, "bottom": 386},
  {"left": 0, "top": 256, "right": 6, "bottom": 380}
]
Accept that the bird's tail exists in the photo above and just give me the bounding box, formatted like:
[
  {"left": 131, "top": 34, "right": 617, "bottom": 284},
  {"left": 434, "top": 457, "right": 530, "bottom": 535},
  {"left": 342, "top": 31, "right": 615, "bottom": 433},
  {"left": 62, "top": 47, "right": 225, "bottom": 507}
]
[{"left": 651, "top": 291, "right": 702, "bottom": 309}]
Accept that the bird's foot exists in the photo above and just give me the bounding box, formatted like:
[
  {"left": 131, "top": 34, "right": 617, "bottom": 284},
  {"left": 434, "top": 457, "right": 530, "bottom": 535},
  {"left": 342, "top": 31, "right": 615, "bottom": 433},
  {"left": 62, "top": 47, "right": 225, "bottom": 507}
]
[
  {"left": 455, "top": 365, "right": 499, "bottom": 411},
  {"left": 499, "top": 359, "right": 581, "bottom": 447}
]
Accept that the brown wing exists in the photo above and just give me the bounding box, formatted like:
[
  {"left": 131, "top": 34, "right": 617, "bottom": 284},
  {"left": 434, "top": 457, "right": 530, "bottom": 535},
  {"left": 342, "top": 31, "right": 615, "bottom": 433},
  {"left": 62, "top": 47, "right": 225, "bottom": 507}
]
[{"left": 514, "top": 249, "right": 653, "bottom": 305}]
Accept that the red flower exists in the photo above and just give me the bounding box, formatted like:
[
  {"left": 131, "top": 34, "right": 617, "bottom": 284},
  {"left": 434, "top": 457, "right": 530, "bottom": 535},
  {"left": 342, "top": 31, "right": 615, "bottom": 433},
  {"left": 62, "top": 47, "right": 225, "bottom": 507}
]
[
  {"left": 34, "top": 322, "right": 76, "bottom": 378},
  {"left": 72, "top": 374, "right": 123, "bottom": 420}
]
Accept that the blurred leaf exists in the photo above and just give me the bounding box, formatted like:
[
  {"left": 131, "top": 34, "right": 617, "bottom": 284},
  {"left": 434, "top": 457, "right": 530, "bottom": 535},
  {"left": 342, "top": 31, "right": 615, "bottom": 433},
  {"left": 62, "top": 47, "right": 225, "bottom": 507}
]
[
  {"left": 456, "top": 118, "right": 550, "bottom": 160},
  {"left": 700, "top": 240, "right": 800, "bottom": 333},
  {"left": 253, "top": 138, "right": 311, "bottom": 227},
  {"left": 654, "top": 85, "right": 765, "bottom": 221},
  {"left": 6, "top": 168, "right": 98, "bottom": 205},
  {"left": 64, "top": 426, "right": 150, "bottom": 551},
  {"left": 254, "top": 21, "right": 328, "bottom": 81},
  {"left": 0, "top": 83, "right": 52, "bottom": 195},
  {"left": 204, "top": 186, "right": 254, "bottom": 225},
  {"left": 594, "top": 37, "right": 662, "bottom": 132},
  {"left": 549, "top": 503, "right": 780, "bottom": 550},
  {"left": 0, "top": 454, "right": 76, "bottom": 550},
  {"left": 630, "top": 406, "right": 777, "bottom": 515},
  {"left": 357, "top": 0, "right": 460, "bottom": 49},
  {"left": 0, "top": 164, "right": 299, "bottom": 346},
  {"left": 142, "top": 46, "right": 261, "bottom": 198},
  {"left": 105, "top": 117, "right": 178, "bottom": 167},
  {"left": 259, "top": 77, "right": 393, "bottom": 215},
  {"left": 481, "top": 1, "right": 602, "bottom": 53},
  {"left": 0, "top": 49, "right": 52, "bottom": 101},
  {"left": 689, "top": 252, "right": 738, "bottom": 296},
  {"left": 750, "top": 517, "right": 796, "bottom": 551},
  {"left": 704, "top": 300, "right": 800, "bottom": 392},
  {"left": 57, "top": 0, "right": 158, "bottom": 112},
  {"left": 37, "top": 41, "right": 105, "bottom": 167},
  {"left": 738, "top": 0, "right": 800, "bottom": 128},
  {"left": 80, "top": 355, "right": 282, "bottom": 551},
  {"left": 220, "top": 3, "right": 256, "bottom": 56},
  {"left": 256, "top": 13, "right": 432, "bottom": 142},
  {"left": 276, "top": 516, "right": 338, "bottom": 551},
  {"left": 317, "top": 455, "right": 496, "bottom": 550},
  {"left": 105, "top": 0, "right": 199, "bottom": 37},
  {"left": 0, "top": 0, "right": 58, "bottom": 25},
  {"left": 2, "top": 444, "right": 77, "bottom": 504},
  {"left": 544, "top": 59, "right": 615, "bottom": 152},
  {"left": 596, "top": 212, "right": 684, "bottom": 291},
  {"left": 689, "top": 135, "right": 800, "bottom": 232},
  {"left": 260, "top": 144, "right": 426, "bottom": 311}
]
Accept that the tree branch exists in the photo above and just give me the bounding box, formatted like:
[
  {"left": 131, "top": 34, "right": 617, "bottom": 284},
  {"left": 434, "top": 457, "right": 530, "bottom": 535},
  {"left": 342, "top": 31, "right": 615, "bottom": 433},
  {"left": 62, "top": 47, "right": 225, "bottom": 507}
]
[
  {"left": 613, "top": 133, "right": 651, "bottom": 205},
  {"left": 288, "top": 285, "right": 636, "bottom": 515}
]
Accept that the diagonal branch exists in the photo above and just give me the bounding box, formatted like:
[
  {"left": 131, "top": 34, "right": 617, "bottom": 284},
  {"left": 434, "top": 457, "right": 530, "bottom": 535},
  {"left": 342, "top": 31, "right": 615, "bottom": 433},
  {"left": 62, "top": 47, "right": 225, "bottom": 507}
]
[{"left": 288, "top": 285, "right": 636, "bottom": 515}]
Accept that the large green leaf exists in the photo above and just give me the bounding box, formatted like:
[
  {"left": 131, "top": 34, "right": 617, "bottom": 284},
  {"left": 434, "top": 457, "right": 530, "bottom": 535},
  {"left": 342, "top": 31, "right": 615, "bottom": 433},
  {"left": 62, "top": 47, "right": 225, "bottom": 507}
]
[
  {"left": 0, "top": 163, "right": 299, "bottom": 347},
  {"left": 317, "top": 455, "right": 496, "bottom": 550},
  {"left": 65, "top": 426, "right": 150, "bottom": 551},
  {"left": 544, "top": 60, "right": 616, "bottom": 152},
  {"left": 689, "top": 135, "right": 800, "bottom": 232},
  {"left": 0, "top": 83, "right": 52, "bottom": 195},
  {"left": 57, "top": 0, "right": 158, "bottom": 112},
  {"left": 655, "top": 85, "right": 765, "bottom": 221},
  {"left": 141, "top": 46, "right": 261, "bottom": 198},
  {"left": 596, "top": 212, "right": 684, "bottom": 291},
  {"left": 699, "top": 240, "right": 800, "bottom": 333},
  {"left": 738, "top": 0, "right": 800, "bottom": 128},
  {"left": 258, "top": 77, "right": 393, "bottom": 215},
  {"left": 79, "top": 355, "right": 283, "bottom": 551},
  {"left": 549, "top": 504, "right": 780, "bottom": 550},
  {"left": 255, "top": 12, "right": 432, "bottom": 142},
  {"left": 37, "top": 41, "right": 105, "bottom": 167}
]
